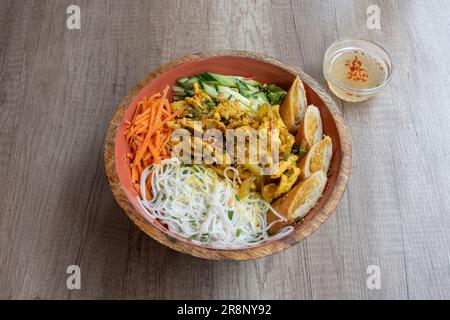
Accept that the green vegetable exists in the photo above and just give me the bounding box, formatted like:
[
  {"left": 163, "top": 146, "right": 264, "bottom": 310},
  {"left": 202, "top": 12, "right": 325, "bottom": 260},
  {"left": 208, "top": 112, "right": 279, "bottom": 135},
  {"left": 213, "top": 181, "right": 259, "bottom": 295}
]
[
  {"left": 251, "top": 91, "right": 270, "bottom": 105},
  {"left": 174, "top": 72, "right": 287, "bottom": 111},
  {"left": 228, "top": 211, "right": 234, "bottom": 220},
  {"left": 217, "top": 86, "right": 253, "bottom": 110},
  {"left": 171, "top": 216, "right": 182, "bottom": 224},
  {"left": 292, "top": 146, "right": 307, "bottom": 155},
  {"left": 193, "top": 109, "right": 203, "bottom": 118},
  {"left": 173, "top": 95, "right": 185, "bottom": 101},
  {"left": 177, "top": 76, "right": 199, "bottom": 89},
  {"left": 235, "top": 229, "right": 242, "bottom": 237},
  {"left": 199, "top": 80, "right": 218, "bottom": 98},
  {"left": 172, "top": 85, "right": 186, "bottom": 94},
  {"left": 263, "top": 84, "right": 287, "bottom": 105},
  {"left": 265, "top": 84, "right": 282, "bottom": 92},
  {"left": 217, "top": 86, "right": 269, "bottom": 114},
  {"left": 200, "top": 233, "right": 209, "bottom": 242},
  {"left": 267, "top": 91, "right": 287, "bottom": 105},
  {"left": 206, "top": 101, "right": 216, "bottom": 111},
  {"left": 236, "top": 79, "right": 259, "bottom": 97},
  {"left": 177, "top": 77, "right": 189, "bottom": 86},
  {"left": 238, "top": 77, "right": 261, "bottom": 87},
  {"left": 189, "top": 220, "right": 198, "bottom": 227},
  {"left": 198, "top": 72, "right": 238, "bottom": 87},
  {"left": 172, "top": 84, "right": 194, "bottom": 100}
]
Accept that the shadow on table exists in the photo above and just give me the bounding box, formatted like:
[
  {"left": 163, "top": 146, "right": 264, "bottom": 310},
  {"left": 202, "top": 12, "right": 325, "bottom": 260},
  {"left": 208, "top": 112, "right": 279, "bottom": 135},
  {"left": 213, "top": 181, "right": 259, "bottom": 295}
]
[{"left": 66, "top": 158, "right": 253, "bottom": 299}]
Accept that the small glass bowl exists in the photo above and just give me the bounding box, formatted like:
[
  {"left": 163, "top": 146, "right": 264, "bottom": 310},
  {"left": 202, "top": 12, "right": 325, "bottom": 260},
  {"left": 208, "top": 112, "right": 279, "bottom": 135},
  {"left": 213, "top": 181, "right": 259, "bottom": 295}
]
[{"left": 323, "top": 38, "right": 393, "bottom": 102}]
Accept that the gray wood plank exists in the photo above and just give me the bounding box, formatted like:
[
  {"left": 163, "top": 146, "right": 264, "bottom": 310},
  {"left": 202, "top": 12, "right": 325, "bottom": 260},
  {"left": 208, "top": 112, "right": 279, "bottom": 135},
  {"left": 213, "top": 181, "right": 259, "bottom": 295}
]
[{"left": 0, "top": 0, "right": 449, "bottom": 299}]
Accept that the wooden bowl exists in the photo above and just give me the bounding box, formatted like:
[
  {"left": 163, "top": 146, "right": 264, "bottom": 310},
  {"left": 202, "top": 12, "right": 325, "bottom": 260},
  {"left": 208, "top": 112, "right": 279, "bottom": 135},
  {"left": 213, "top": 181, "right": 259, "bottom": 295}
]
[{"left": 104, "top": 50, "right": 352, "bottom": 261}]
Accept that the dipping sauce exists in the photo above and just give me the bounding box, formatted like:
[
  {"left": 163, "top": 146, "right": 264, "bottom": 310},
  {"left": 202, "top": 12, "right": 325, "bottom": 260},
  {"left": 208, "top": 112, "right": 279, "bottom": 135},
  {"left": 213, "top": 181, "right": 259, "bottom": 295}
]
[{"left": 323, "top": 39, "right": 392, "bottom": 102}]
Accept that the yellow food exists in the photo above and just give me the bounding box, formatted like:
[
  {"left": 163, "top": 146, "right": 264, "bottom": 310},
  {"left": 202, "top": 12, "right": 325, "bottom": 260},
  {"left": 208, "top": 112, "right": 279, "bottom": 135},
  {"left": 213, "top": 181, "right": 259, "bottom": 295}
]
[
  {"left": 279, "top": 76, "right": 308, "bottom": 133},
  {"left": 262, "top": 166, "right": 301, "bottom": 202},
  {"left": 296, "top": 104, "right": 323, "bottom": 150},
  {"left": 267, "top": 170, "right": 327, "bottom": 233},
  {"left": 132, "top": 74, "right": 334, "bottom": 246},
  {"left": 306, "top": 116, "right": 318, "bottom": 144},
  {"left": 169, "top": 84, "right": 298, "bottom": 201},
  {"left": 299, "top": 136, "right": 332, "bottom": 179}
]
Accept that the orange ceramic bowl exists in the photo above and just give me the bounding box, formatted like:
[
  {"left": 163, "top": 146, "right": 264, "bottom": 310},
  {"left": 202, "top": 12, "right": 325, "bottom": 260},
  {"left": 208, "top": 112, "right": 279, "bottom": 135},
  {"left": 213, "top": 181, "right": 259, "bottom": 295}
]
[{"left": 104, "top": 50, "right": 352, "bottom": 260}]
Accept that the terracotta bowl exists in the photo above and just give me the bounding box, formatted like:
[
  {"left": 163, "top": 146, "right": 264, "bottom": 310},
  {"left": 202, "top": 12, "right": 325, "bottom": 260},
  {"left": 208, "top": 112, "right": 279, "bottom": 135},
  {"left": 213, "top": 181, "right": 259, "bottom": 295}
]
[{"left": 104, "top": 50, "right": 352, "bottom": 261}]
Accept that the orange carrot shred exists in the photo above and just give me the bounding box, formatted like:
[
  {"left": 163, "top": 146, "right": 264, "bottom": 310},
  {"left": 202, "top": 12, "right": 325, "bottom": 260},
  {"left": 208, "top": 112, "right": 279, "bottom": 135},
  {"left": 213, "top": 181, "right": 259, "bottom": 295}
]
[{"left": 125, "top": 86, "right": 177, "bottom": 195}]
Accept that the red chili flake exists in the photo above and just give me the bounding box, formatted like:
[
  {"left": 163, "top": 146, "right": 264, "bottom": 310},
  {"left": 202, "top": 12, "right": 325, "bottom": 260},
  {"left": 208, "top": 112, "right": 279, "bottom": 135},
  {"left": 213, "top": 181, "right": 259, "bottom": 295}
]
[{"left": 345, "top": 55, "right": 368, "bottom": 83}]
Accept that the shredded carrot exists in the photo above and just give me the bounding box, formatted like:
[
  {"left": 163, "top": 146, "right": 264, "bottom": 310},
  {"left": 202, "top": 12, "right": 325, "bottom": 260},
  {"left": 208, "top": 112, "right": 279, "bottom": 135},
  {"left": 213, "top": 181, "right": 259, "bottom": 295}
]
[{"left": 125, "top": 86, "right": 179, "bottom": 192}]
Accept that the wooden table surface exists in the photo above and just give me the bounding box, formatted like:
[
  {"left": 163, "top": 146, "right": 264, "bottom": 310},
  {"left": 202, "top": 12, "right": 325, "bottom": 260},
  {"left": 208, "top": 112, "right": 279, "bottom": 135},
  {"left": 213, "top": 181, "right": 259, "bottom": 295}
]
[{"left": 1, "top": 0, "right": 449, "bottom": 300}]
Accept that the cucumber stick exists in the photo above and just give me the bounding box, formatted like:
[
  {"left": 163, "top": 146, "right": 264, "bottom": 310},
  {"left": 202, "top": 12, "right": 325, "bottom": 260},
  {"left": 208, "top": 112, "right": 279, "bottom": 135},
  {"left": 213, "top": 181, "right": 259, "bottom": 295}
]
[
  {"left": 217, "top": 86, "right": 266, "bottom": 113},
  {"left": 199, "top": 80, "right": 218, "bottom": 98},
  {"left": 198, "top": 72, "right": 237, "bottom": 87}
]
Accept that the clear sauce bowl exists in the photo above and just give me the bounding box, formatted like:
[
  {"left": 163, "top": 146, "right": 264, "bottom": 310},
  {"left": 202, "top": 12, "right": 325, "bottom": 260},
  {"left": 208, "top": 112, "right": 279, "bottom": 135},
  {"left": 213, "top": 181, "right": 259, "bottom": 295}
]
[{"left": 323, "top": 38, "right": 393, "bottom": 102}]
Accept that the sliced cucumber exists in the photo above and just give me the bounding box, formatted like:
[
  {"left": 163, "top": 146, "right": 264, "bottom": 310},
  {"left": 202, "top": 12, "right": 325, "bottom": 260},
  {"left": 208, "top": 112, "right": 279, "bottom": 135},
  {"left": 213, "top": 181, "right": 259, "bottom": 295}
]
[
  {"left": 172, "top": 85, "right": 187, "bottom": 94},
  {"left": 236, "top": 79, "right": 260, "bottom": 98},
  {"left": 251, "top": 91, "right": 270, "bottom": 104},
  {"left": 218, "top": 86, "right": 267, "bottom": 114},
  {"left": 177, "top": 76, "right": 199, "bottom": 90},
  {"left": 174, "top": 73, "right": 285, "bottom": 107},
  {"left": 238, "top": 78, "right": 262, "bottom": 88},
  {"left": 199, "top": 80, "right": 218, "bottom": 98},
  {"left": 198, "top": 72, "right": 238, "bottom": 87},
  {"left": 217, "top": 86, "right": 251, "bottom": 105}
]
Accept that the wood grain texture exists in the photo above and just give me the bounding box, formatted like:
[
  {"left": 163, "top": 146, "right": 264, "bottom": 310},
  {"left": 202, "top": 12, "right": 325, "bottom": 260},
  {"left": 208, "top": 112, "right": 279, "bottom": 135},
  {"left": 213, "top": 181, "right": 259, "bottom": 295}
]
[{"left": 0, "top": 0, "right": 449, "bottom": 299}]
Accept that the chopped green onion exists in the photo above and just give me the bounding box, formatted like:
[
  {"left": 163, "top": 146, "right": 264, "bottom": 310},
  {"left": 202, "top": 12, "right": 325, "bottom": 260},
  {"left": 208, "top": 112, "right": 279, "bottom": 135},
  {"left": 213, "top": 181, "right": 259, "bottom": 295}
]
[
  {"left": 292, "top": 146, "right": 307, "bottom": 155},
  {"left": 189, "top": 220, "right": 197, "bottom": 227}
]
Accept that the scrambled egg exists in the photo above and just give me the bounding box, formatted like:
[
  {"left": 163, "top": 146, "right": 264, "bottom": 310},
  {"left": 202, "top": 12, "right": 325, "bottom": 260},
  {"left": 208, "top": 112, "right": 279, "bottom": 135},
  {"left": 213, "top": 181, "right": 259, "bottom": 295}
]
[
  {"left": 214, "top": 100, "right": 245, "bottom": 120},
  {"left": 262, "top": 166, "right": 301, "bottom": 202},
  {"left": 270, "top": 154, "right": 298, "bottom": 179},
  {"left": 169, "top": 84, "right": 301, "bottom": 202}
]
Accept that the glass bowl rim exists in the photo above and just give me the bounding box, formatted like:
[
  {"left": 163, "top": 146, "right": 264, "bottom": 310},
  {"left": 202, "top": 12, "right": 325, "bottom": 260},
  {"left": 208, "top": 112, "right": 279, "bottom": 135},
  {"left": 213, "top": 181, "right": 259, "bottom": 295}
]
[{"left": 323, "top": 37, "right": 393, "bottom": 95}]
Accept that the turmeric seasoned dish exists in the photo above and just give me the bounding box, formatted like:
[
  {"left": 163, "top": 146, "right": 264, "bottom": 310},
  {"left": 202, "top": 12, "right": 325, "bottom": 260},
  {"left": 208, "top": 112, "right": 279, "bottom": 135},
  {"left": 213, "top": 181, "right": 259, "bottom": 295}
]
[
  {"left": 130, "top": 72, "right": 332, "bottom": 247},
  {"left": 168, "top": 76, "right": 300, "bottom": 202}
]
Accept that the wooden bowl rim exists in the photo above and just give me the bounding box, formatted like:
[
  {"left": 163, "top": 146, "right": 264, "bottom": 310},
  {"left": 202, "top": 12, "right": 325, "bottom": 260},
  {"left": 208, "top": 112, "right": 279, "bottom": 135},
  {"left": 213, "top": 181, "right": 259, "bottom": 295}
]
[{"left": 104, "top": 50, "right": 352, "bottom": 261}]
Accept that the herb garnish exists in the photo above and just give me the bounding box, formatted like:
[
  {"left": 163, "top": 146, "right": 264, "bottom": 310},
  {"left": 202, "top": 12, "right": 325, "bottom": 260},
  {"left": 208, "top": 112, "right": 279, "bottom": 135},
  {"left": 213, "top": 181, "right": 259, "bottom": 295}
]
[{"left": 292, "top": 145, "right": 307, "bottom": 155}]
